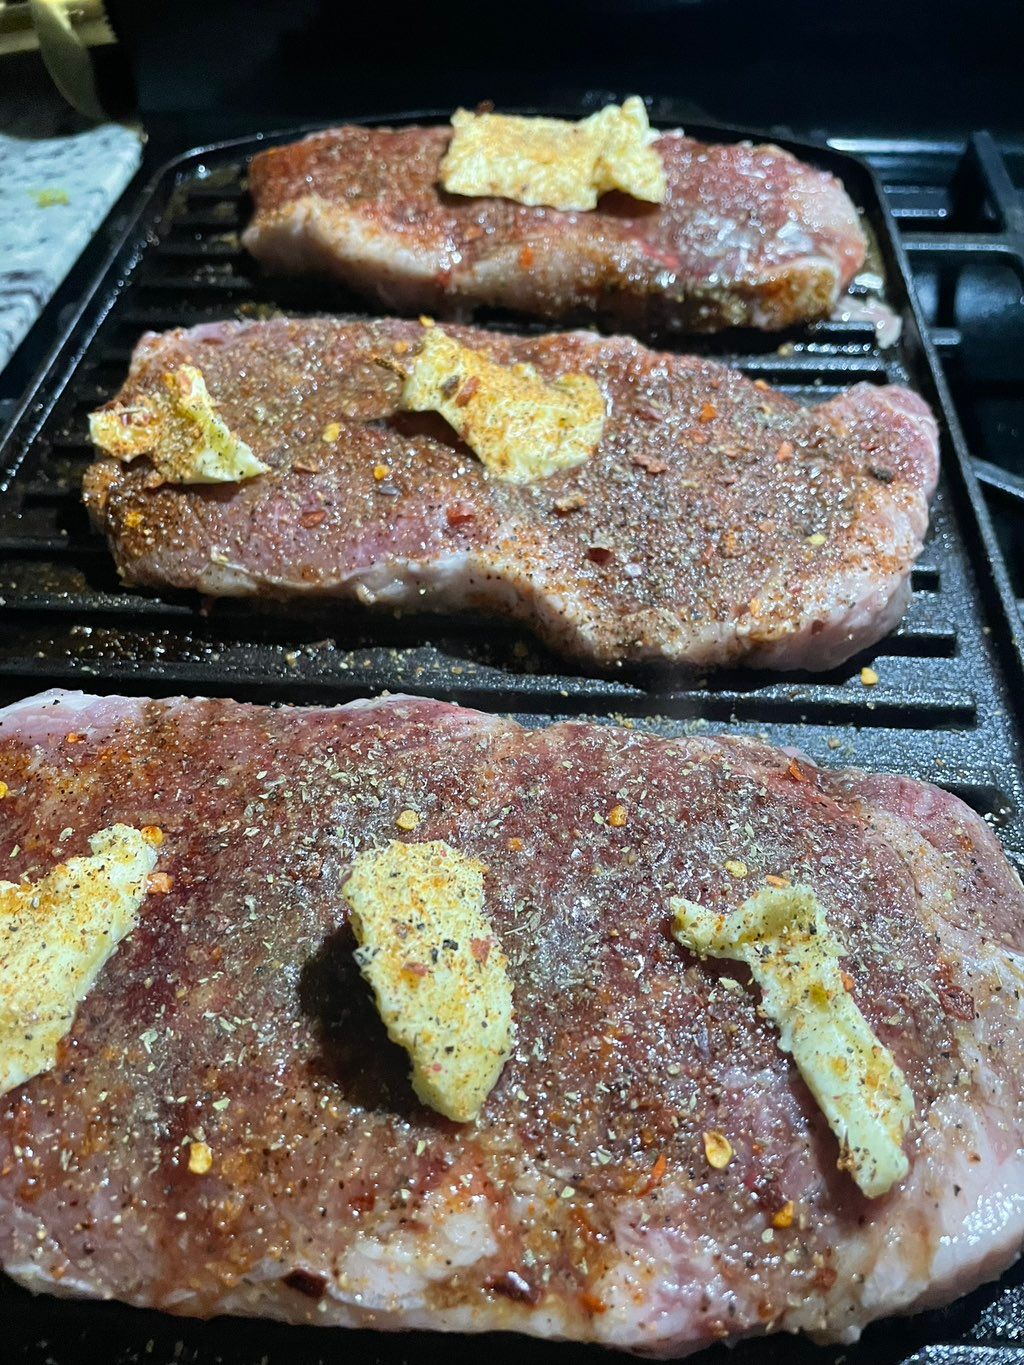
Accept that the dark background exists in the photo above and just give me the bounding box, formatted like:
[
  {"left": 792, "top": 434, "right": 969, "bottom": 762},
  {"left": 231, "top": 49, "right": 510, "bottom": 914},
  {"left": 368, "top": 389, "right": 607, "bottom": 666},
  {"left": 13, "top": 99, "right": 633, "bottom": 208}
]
[
  {"left": 4, "top": 0, "right": 1024, "bottom": 155},
  {"left": 115, "top": 0, "right": 1024, "bottom": 145}
]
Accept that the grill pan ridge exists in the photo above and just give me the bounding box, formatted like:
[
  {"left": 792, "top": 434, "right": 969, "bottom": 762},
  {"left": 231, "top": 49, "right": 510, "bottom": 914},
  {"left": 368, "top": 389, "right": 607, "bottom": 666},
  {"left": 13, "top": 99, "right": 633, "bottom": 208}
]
[{"left": 0, "top": 108, "right": 1023, "bottom": 1364}]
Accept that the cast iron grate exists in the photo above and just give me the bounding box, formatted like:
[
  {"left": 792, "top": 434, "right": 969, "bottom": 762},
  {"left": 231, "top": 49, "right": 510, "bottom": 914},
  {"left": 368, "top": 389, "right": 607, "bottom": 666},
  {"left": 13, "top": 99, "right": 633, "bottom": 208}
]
[{"left": 0, "top": 114, "right": 1023, "bottom": 1365}]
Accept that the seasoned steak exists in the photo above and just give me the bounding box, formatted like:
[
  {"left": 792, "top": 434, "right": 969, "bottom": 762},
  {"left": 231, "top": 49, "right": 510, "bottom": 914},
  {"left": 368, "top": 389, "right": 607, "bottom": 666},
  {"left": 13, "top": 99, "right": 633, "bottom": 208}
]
[
  {"left": 83, "top": 317, "right": 939, "bottom": 671},
  {"left": 0, "top": 689, "right": 1022, "bottom": 1355},
  {"left": 243, "top": 124, "right": 866, "bottom": 334}
]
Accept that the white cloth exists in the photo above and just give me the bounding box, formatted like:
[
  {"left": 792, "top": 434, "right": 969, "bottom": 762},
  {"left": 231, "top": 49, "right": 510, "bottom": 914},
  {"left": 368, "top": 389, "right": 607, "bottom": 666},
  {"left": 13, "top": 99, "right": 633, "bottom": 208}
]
[{"left": 0, "top": 122, "right": 142, "bottom": 373}]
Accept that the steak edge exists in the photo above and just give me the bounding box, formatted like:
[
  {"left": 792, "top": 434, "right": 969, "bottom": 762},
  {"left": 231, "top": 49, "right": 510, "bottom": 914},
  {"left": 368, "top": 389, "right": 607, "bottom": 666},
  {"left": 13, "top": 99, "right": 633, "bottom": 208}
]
[
  {"left": 83, "top": 317, "right": 940, "bottom": 671},
  {"left": 0, "top": 689, "right": 1022, "bottom": 1355}
]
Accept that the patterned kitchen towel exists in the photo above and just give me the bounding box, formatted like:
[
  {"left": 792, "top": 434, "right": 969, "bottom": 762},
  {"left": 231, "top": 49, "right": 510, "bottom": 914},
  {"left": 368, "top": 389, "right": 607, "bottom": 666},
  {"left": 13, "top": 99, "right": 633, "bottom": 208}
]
[{"left": 0, "top": 121, "right": 142, "bottom": 373}]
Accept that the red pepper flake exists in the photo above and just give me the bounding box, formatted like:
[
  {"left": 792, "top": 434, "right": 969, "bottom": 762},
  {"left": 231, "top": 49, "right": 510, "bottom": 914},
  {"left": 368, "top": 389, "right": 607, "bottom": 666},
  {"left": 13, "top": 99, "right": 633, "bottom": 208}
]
[
  {"left": 938, "top": 983, "right": 976, "bottom": 1021},
  {"left": 300, "top": 508, "right": 327, "bottom": 529},
  {"left": 776, "top": 440, "right": 794, "bottom": 462},
  {"left": 454, "top": 375, "right": 481, "bottom": 407},
  {"left": 720, "top": 531, "right": 741, "bottom": 558},
  {"left": 772, "top": 1200, "right": 795, "bottom": 1230},
  {"left": 703, "top": 1130, "right": 734, "bottom": 1169},
  {"left": 519, "top": 246, "right": 535, "bottom": 268},
  {"left": 587, "top": 545, "right": 614, "bottom": 566},
  {"left": 65, "top": 733, "right": 84, "bottom": 745},
  {"left": 507, "top": 836, "right": 524, "bottom": 852},
  {"left": 631, "top": 450, "right": 669, "bottom": 474},
  {"left": 148, "top": 871, "right": 174, "bottom": 895},
  {"left": 841, "top": 970, "right": 855, "bottom": 993},
  {"left": 446, "top": 501, "right": 476, "bottom": 527},
  {"left": 637, "top": 1151, "right": 668, "bottom": 1195},
  {"left": 786, "top": 758, "right": 808, "bottom": 783},
  {"left": 402, "top": 961, "right": 429, "bottom": 979},
  {"left": 699, "top": 401, "right": 717, "bottom": 423},
  {"left": 580, "top": 1290, "right": 609, "bottom": 1316},
  {"left": 470, "top": 937, "right": 493, "bottom": 964},
  {"left": 284, "top": 1269, "right": 328, "bottom": 1300}
]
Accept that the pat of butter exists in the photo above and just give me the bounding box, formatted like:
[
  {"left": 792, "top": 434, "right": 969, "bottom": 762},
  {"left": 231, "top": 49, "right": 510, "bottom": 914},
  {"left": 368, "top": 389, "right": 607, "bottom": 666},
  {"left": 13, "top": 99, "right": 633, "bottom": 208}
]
[
  {"left": 0, "top": 825, "right": 157, "bottom": 1096},
  {"left": 344, "top": 839, "right": 514, "bottom": 1122},
  {"left": 671, "top": 884, "right": 914, "bottom": 1198},
  {"left": 400, "top": 328, "right": 605, "bottom": 484},
  {"left": 89, "top": 364, "right": 269, "bottom": 485},
  {"left": 440, "top": 97, "right": 667, "bottom": 212}
]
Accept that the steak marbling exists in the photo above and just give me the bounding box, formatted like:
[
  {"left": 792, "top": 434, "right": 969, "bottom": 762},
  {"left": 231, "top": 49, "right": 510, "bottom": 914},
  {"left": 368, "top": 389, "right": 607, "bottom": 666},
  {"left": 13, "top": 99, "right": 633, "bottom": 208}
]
[
  {"left": 243, "top": 123, "right": 867, "bottom": 333},
  {"left": 0, "top": 689, "right": 1022, "bottom": 1355},
  {"left": 83, "top": 317, "right": 940, "bottom": 671}
]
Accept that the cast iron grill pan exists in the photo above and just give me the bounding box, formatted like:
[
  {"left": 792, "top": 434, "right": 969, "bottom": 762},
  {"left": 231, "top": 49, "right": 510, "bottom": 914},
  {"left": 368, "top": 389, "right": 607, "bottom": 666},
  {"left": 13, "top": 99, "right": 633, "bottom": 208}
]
[{"left": 0, "top": 110, "right": 1022, "bottom": 1363}]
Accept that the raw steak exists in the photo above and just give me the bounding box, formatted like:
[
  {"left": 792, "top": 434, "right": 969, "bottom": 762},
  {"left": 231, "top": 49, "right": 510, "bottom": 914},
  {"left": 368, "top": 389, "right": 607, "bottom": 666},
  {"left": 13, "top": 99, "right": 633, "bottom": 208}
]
[
  {"left": 0, "top": 689, "right": 1022, "bottom": 1355},
  {"left": 243, "top": 124, "right": 867, "bottom": 334},
  {"left": 83, "top": 317, "right": 939, "bottom": 672}
]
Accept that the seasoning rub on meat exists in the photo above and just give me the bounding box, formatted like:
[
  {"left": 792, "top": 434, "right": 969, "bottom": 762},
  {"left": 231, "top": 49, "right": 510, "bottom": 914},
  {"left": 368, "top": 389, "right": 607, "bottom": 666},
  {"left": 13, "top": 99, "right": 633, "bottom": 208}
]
[
  {"left": 243, "top": 112, "right": 867, "bottom": 334},
  {"left": 84, "top": 317, "right": 940, "bottom": 672},
  {"left": 1, "top": 689, "right": 1022, "bottom": 1356}
]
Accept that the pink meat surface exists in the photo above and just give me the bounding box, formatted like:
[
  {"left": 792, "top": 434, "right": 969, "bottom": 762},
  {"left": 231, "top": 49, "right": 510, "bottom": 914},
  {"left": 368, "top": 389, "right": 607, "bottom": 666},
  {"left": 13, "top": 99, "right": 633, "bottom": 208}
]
[
  {"left": 83, "top": 317, "right": 939, "bottom": 671},
  {"left": 0, "top": 689, "right": 1022, "bottom": 1355},
  {"left": 243, "top": 124, "right": 866, "bottom": 334}
]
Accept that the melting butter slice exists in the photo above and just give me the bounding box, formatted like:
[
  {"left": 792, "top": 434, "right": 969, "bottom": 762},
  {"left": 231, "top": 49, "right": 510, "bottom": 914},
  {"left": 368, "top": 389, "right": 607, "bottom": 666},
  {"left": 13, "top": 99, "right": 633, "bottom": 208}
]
[
  {"left": 440, "top": 97, "right": 667, "bottom": 212},
  {"left": 344, "top": 839, "right": 514, "bottom": 1122},
  {"left": 89, "top": 364, "right": 269, "bottom": 485},
  {"left": 0, "top": 825, "right": 157, "bottom": 1095},
  {"left": 400, "top": 328, "right": 605, "bottom": 483},
  {"left": 671, "top": 884, "right": 914, "bottom": 1198}
]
